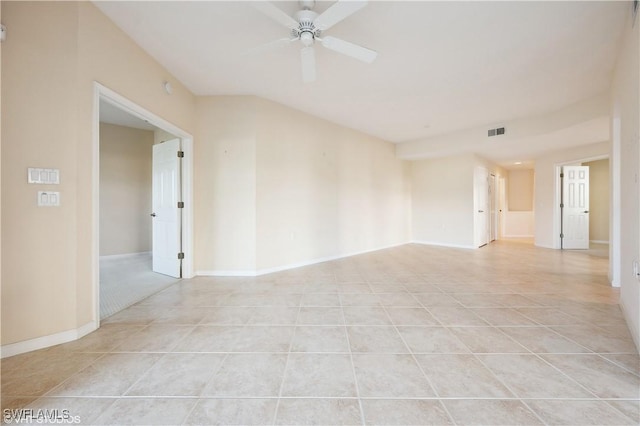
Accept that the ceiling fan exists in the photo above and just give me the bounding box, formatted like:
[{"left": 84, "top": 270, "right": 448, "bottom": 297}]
[{"left": 252, "top": 0, "right": 378, "bottom": 83}]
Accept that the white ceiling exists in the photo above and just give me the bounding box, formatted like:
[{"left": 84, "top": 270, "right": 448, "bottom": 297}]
[
  {"left": 100, "top": 100, "right": 158, "bottom": 131},
  {"left": 94, "top": 1, "right": 627, "bottom": 165}
]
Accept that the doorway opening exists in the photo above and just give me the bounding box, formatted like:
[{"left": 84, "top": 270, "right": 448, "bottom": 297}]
[
  {"left": 93, "top": 83, "right": 194, "bottom": 323},
  {"left": 554, "top": 155, "right": 610, "bottom": 252}
]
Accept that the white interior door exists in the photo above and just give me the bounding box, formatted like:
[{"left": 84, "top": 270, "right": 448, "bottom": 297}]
[
  {"left": 152, "top": 139, "right": 182, "bottom": 277},
  {"left": 475, "top": 167, "right": 490, "bottom": 247},
  {"left": 562, "top": 165, "right": 590, "bottom": 249}
]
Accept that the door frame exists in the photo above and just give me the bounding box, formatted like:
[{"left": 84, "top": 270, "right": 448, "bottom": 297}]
[
  {"left": 92, "top": 82, "right": 194, "bottom": 326},
  {"left": 552, "top": 154, "right": 608, "bottom": 250},
  {"left": 474, "top": 166, "right": 490, "bottom": 247}
]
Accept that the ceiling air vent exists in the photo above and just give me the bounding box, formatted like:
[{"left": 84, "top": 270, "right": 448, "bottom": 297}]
[{"left": 488, "top": 127, "right": 505, "bottom": 137}]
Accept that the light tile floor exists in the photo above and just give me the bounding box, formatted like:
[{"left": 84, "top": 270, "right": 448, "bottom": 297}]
[{"left": 2, "top": 241, "right": 639, "bottom": 425}]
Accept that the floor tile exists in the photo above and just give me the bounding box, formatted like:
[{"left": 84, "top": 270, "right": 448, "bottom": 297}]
[
  {"left": 126, "top": 353, "right": 225, "bottom": 396},
  {"left": 478, "top": 354, "right": 593, "bottom": 398},
  {"left": 601, "top": 353, "right": 640, "bottom": 375},
  {"left": 290, "top": 326, "right": 349, "bottom": 352},
  {"left": 542, "top": 354, "right": 640, "bottom": 398},
  {"left": 500, "top": 326, "right": 591, "bottom": 353},
  {"left": 449, "top": 327, "right": 528, "bottom": 353},
  {"left": 516, "top": 307, "right": 586, "bottom": 325},
  {"left": 92, "top": 397, "right": 196, "bottom": 425},
  {"left": 416, "top": 354, "right": 513, "bottom": 397},
  {"left": 444, "top": 399, "right": 543, "bottom": 425},
  {"left": 606, "top": 400, "right": 640, "bottom": 424},
  {"left": 347, "top": 326, "right": 408, "bottom": 353},
  {"left": 300, "top": 293, "right": 341, "bottom": 307},
  {"left": 397, "top": 326, "right": 470, "bottom": 353},
  {"left": 352, "top": 354, "right": 434, "bottom": 397},
  {"left": 385, "top": 307, "right": 439, "bottom": 325},
  {"left": 551, "top": 325, "right": 639, "bottom": 353},
  {"left": 150, "top": 306, "right": 211, "bottom": 325},
  {"left": 24, "top": 397, "right": 117, "bottom": 425},
  {"left": 527, "top": 399, "right": 637, "bottom": 425},
  {"left": 233, "top": 326, "right": 295, "bottom": 352},
  {"left": 202, "top": 353, "right": 287, "bottom": 397},
  {"left": 343, "top": 307, "right": 392, "bottom": 325},
  {"left": 276, "top": 398, "right": 361, "bottom": 425},
  {"left": 281, "top": 353, "right": 357, "bottom": 397},
  {"left": 470, "top": 308, "right": 538, "bottom": 326},
  {"left": 2, "top": 353, "right": 103, "bottom": 397},
  {"left": 198, "top": 307, "right": 254, "bottom": 325},
  {"left": 47, "top": 353, "right": 162, "bottom": 397},
  {"left": 113, "top": 325, "right": 194, "bottom": 352},
  {"left": 186, "top": 398, "right": 278, "bottom": 425},
  {"left": 247, "top": 307, "right": 299, "bottom": 325},
  {"left": 340, "top": 294, "right": 380, "bottom": 306},
  {"left": 427, "top": 306, "right": 489, "bottom": 326},
  {"left": 361, "top": 399, "right": 452, "bottom": 425},
  {"left": 297, "top": 307, "right": 344, "bottom": 325},
  {"left": 376, "top": 293, "right": 421, "bottom": 307},
  {"left": 171, "top": 326, "right": 243, "bottom": 352},
  {"left": 412, "top": 293, "right": 461, "bottom": 307}
]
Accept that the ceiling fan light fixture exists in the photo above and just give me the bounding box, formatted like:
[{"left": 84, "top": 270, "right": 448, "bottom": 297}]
[{"left": 300, "top": 31, "right": 314, "bottom": 46}]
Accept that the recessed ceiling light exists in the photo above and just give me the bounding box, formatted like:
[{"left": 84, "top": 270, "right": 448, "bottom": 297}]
[{"left": 514, "top": 161, "right": 522, "bottom": 165}]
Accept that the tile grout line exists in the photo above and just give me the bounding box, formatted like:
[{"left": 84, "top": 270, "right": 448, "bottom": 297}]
[
  {"left": 380, "top": 304, "right": 458, "bottom": 426},
  {"left": 342, "top": 287, "right": 366, "bottom": 426},
  {"left": 271, "top": 297, "right": 303, "bottom": 426}
]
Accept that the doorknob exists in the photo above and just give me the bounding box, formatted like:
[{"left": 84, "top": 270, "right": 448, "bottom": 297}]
[
  {"left": 150, "top": 213, "right": 156, "bottom": 217},
  {"left": 478, "top": 210, "right": 484, "bottom": 213},
  {"left": 583, "top": 210, "right": 589, "bottom": 213}
]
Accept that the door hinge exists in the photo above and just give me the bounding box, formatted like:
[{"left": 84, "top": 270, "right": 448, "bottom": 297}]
[
  {"left": 177, "top": 201, "right": 184, "bottom": 208},
  {"left": 560, "top": 203, "right": 564, "bottom": 208},
  {"left": 178, "top": 252, "right": 185, "bottom": 260},
  {"left": 560, "top": 173, "right": 564, "bottom": 178},
  {"left": 560, "top": 233, "right": 564, "bottom": 239},
  {"left": 177, "top": 150, "right": 184, "bottom": 158}
]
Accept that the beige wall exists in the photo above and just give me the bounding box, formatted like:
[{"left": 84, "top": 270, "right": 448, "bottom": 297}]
[
  {"left": 583, "top": 159, "right": 609, "bottom": 242},
  {"left": 254, "top": 98, "right": 411, "bottom": 271},
  {"left": 1, "top": 1, "right": 196, "bottom": 346},
  {"left": 534, "top": 141, "right": 610, "bottom": 249},
  {"left": 99, "top": 123, "right": 154, "bottom": 256},
  {"left": 194, "top": 96, "right": 257, "bottom": 273},
  {"left": 508, "top": 169, "right": 534, "bottom": 211},
  {"left": 610, "top": 7, "right": 639, "bottom": 349},
  {"left": 193, "top": 96, "right": 411, "bottom": 273},
  {"left": 411, "top": 154, "right": 504, "bottom": 248}
]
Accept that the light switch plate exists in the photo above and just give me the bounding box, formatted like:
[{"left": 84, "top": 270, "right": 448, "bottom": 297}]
[
  {"left": 28, "top": 168, "right": 60, "bottom": 184},
  {"left": 38, "top": 191, "right": 60, "bottom": 207}
]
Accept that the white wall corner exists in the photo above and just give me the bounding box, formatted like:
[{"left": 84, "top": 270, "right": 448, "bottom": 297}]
[
  {"left": 619, "top": 301, "right": 640, "bottom": 353},
  {"left": 1, "top": 321, "right": 97, "bottom": 359}
]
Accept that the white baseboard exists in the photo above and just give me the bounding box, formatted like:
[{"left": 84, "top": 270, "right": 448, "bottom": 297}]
[
  {"left": 197, "top": 242, "right": 410, "bottom": 277},
  {"left": 196, "top": 269, "right": 257, "bottom": 277},
  {"left": 1, "top": 321, "right": 97, "bottom": 359},
  {"left": 590, "top": 240, "right": 610, "bottom": 244},
  {"left": 411, "top": 240, "right": 476, "bottom": 250},
  {"left": 100, "top": 251, "right": 151, "bottom": 261}
]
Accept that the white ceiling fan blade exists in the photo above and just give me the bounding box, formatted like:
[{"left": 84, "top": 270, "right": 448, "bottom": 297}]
[
  {"left": 321, "top": 36, "right": 377, "bottom": 63},
  {"left": 242, "top": 37, "right": 298, "bottom": 57},
  {"left": 253, "top": 2, "right": 299, "bottom": 30},
  {"left": 313, "top": 0, "right": 367, "bottom": 31},
  {"left": 300, "top": 46, "right": 317, "bottom": 83}
]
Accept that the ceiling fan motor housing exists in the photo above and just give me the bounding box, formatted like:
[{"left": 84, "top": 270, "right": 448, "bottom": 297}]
[{"left": 295, "top": 9, "right": 320, "bottom": 46}]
